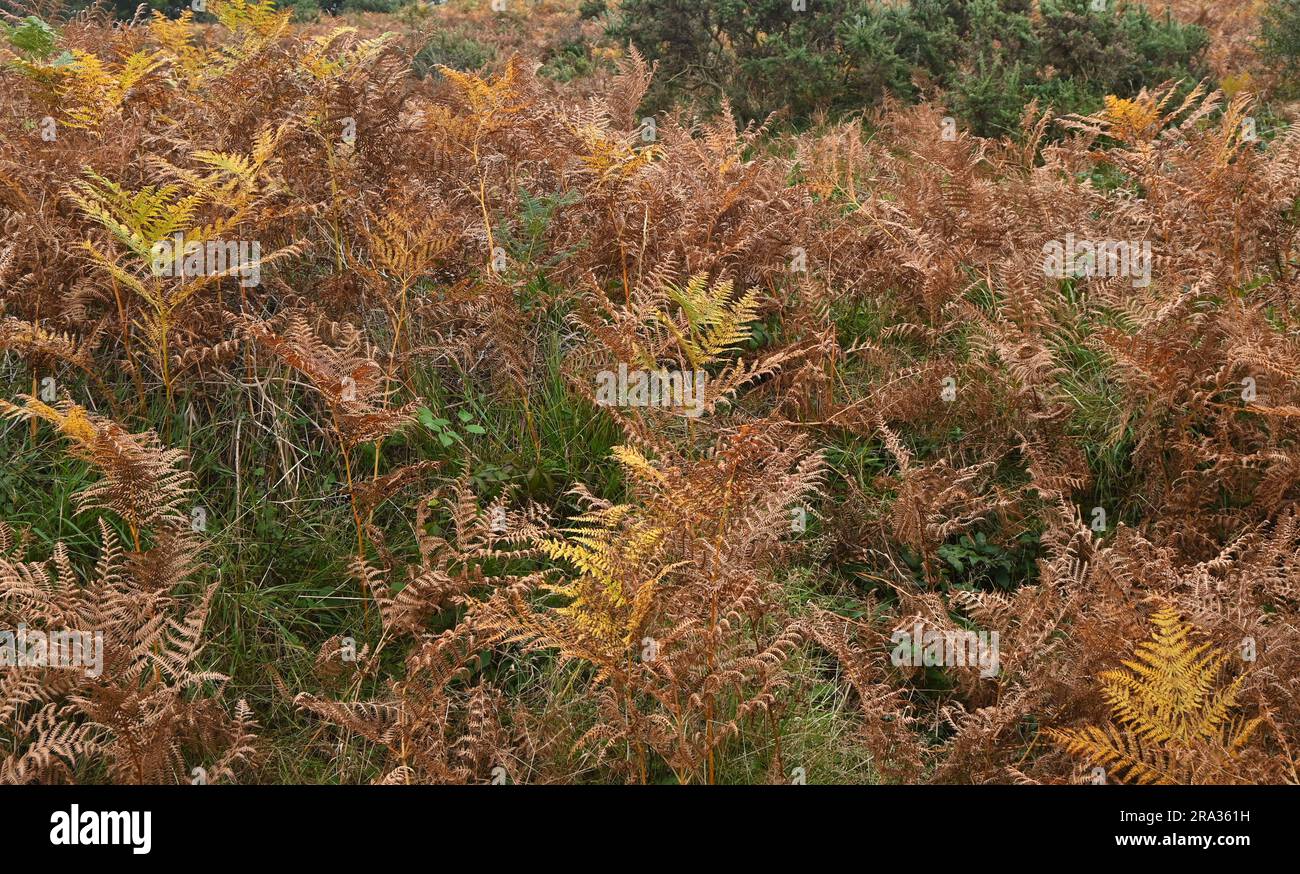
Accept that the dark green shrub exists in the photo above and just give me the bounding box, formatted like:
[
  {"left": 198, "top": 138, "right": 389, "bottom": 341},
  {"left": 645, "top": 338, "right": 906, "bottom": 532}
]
[
  {"left": 608, "top": 0, "right": 1209, "bottom": 133},
  {"left": 1037, "top": 0, "right": 1209, "bottom": 96},
  {"left": 539, "top": 39, "right": 599, "bottom": 83},
  {"left": 342, "top": 0, "right": 404, "bottom": 12},
  {"left": 284, "top": 0, "right": 322, "bottom": 22},
  {"left": 412, "top": 28, "right": 497, "bottom": 77},
  {"left": 607, "top": 0, "right": 883, "bottom": 123},
  {"left": 1261, "top": 0, "right": 1300, "bottom": 94}
]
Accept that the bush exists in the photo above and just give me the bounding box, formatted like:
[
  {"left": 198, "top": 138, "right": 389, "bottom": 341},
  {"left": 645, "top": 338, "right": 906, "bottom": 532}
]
[
  {"left": 342, "top": 0, "right": 404, "bottom": 12},
  {"left": 606, "top": 0, "right": 881, "bottom": 123},
  {"left": 284, "top": 0, "right": 323, "bottom": 22},
  {"left": 539, "top": 39, "right": 598, "bottom": 82},
  {"left": 609, "top": 0, "right": 1209, "bottom": 133},
  {"left": 1261, "top": 0, "right": 1300, "bottom": 93},
  {"left": 412, "top": 28, "right": 497, "bottom": 77}
]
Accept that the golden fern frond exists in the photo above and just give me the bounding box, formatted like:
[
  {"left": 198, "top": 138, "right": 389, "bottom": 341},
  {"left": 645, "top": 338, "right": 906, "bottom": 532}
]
[
  {"left": 533, "top": 487, "right": 672, "bottom": 652},
  {"left": 1101, "top": 607, "right": 1235, "bottom": 745},
  {"left": 189, "top": 150, "right": 257, "bottom": 189},
  {"left": 210, "top": 0, "right": 290, "bottom": 41},
  {"left": 58, "top": 50, "right": 165, "bottom": 129},
  {"left": 437, "top": 59, "right": 527, "bottom": 131},
  {"left": 1045, "top": 723, "right": 1178, "bottom": 785},
  {"left": 1049, "top": 606, "right": 1263, "bottom": 784},
  {"left": 299, "top": 27, "right": 395, "bottom": 80},
  {"left": 149, "top": 11, "right": 208, "bottom": 82},
  {"left": 573, "top": 124, "right": 661, "bottom": 185},
  {"left": 361, "top": 204, "right": 454, "bottom": 287},
  {"left": 0, "top": 317, "right": 98, "bottom": 372}
]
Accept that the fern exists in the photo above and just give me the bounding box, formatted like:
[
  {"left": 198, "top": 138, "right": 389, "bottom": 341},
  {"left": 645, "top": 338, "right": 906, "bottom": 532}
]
[
  {"left": 658, "top": 273, "right": 761, "bottom": 369},
  {"left": 1048, "top": 607, "right": 1264, "bottom": 784},
  {"left": 0, "top": 402, "right": 257, "bottom": 784}
]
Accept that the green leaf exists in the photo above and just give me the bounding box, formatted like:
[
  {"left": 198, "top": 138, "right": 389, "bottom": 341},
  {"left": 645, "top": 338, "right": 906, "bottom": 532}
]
[{"left": 6, "top": 16, "right": 60, "bottom": 61}]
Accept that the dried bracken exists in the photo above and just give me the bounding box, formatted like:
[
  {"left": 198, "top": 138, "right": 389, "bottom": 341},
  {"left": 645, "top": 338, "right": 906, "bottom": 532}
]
[
  {"left": 1, "top": 0, "right": 1297, "bottom": 786},
  {"left": 0, "top": 399, "right": 256, "bottom": 783}
]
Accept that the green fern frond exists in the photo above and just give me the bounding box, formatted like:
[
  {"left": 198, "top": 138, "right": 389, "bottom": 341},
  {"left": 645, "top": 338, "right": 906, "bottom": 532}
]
[
  {"left": 67, "top": 174, "right": 203, "bottom": 259},
  {"left": 656, "top": 273, "right": 760, "bottom": 369}
]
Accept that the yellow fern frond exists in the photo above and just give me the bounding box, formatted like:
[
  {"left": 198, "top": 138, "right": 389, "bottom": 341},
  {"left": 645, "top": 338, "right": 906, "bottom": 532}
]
[
  {"left": 211, "top": 0, "right": 290, "bottom": 38},
  {"left": 0, "top": 395, "right": 98, "bottom": 448},
  {"left": 573, "top": 124, "right": 661, "bottom": 185},
  {"left": 610, "top": 445, "right": 666, "bottom": 485},
  {"left": 149, "top": 11, "right": 208, "bottom": 81},
  {"left": 437, "top": 59, "right": 526, "bottom": 131},
  {"left": 1102, "top": 94, "right": 1161, "bottom": 143},
  {"left": 67, "top": 175, "right": 202, "bottom": 261},
  {"left": 58, "top": 49, "right": 164, "bottom": 129},
  {"left": 299, "top": 27, "right": 394, "bottom": 79},
  {"left": 1049, "top": 607, "right": 1262, "bottom": 784}
]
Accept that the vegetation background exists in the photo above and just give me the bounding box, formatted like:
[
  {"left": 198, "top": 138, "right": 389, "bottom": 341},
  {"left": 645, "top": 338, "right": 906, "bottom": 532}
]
[{"left": 1, "top": 0, "right": 1299, "bottom": 784}]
